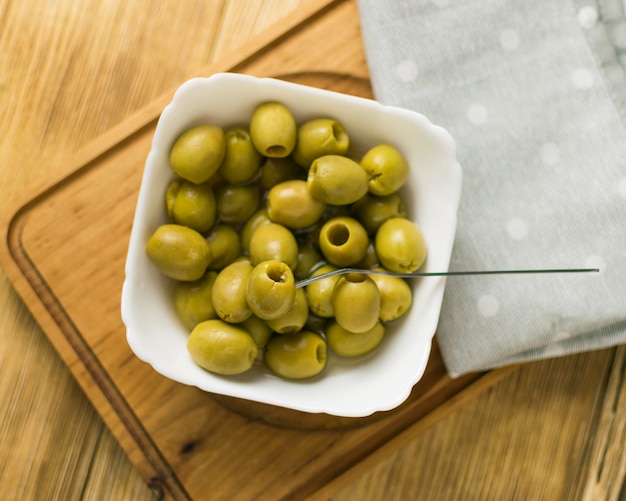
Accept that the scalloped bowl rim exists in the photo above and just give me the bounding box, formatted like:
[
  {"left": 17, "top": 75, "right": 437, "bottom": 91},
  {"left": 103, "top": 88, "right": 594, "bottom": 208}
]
[{"left": 121, "top": 72, "right": 462, "bottom": 417}]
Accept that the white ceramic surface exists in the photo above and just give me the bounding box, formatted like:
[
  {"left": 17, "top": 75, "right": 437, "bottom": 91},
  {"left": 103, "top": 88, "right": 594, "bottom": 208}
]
[{"left": 121, "top": 73, "right": 462, "bottom": 417}]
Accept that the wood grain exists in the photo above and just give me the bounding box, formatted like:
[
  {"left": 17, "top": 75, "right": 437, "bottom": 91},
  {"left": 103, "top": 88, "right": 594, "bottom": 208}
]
[{"left": 0, "top": 0, "right": 624, "bottom": 499}]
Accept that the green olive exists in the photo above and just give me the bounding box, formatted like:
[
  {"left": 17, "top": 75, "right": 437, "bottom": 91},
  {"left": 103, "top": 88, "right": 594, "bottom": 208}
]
[
  {"left": 264, "top": 330, "right": 327, "bottom": 379},
  {"left": 267, "top": 179, "right": 326, "bottom": 229},
  {"left": 354, "top": 240, "right": 379, "bottom": 269},
  {"left": 292, "top": 118, "right": 350, "bottom": 168},
  {"left": 215, "top": 183, "right": 260, "bottom": 225},
  {"left": 246, "top": 260, "right": 296, "bottom": 320},
  {"left": 332, "top": 273, "right": 380, "bottom": 333},
  {"left": 307, "top": 155, "right": 368, "bottom": 205},
  {"left": 187, "top": 319, "right": 257, "bottom": 375},
  {"left": 369, "top": 268, "right": 413, "bottom": 322},
  {"left": 318, "top": 217, "right": 369, "bottom": 267},
  {"left": 305, "top": 264, "right": 339, "bottom": 318},
  {"left": 211, "top": 260, "right": 253, "bottom": 323},
  {"left": 218, "top": 127, "right": 263, "bottom": 184},
  {"left": 205, "top": 224, "right": 240, "bottom": 270},
  {"left": 351, "top": 193, "right": 407, "bottom": 234},
  {"left": 293, "top": 245, "right": 324, "bottom": 281},
  {"left": 241, "top": 315, "right": 272, "bottom": 349},
  {"left": 250, "top": 101, "right": 296, "bottom": 158},
  {"left": 360, "top": 144, "right": 410, "bottom": 196},
  {"left": 146, "top": 224, "right": 211, "bottom": 281},
  {"left": 266, "top": 288, "right": 308, "bottom": 334},
  {"left": 375, "top": 217, "right": 427, "bottom": 273},
  {"left": 164, "top": 179, "right": 217, "bottom": 233},
  {"left": 260, "top": 157, "right": 303, "bottom": 189},
  {"left": 248, "top": 223, "right": 298, "bottom": 270},
  {"left": 173, "top": 271, "right": 218, "bottom": 330},
  {"left": 241, "top": 208, "right": 272, "bottom": 253},
  {"left": 169, "top": 125, "right": 225, "bottom": 184},
  {"left": 326, "top": 319, "right": 385, "bottom": 357}
]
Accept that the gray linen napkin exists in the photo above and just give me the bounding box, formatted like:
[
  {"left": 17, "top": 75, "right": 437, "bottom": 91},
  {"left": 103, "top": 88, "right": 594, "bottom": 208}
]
[{"left": 357, "top": 0, "right": 626, "bottom": 376}]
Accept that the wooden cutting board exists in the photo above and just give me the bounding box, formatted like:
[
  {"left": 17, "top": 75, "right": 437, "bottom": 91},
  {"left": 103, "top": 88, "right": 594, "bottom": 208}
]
[{"left": 0, "top": 0, "right": 516, "bottom": 499}]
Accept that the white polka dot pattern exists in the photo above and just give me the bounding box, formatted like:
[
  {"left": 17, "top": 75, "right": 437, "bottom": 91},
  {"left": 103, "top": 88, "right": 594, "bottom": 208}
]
[
  {"left": 477, "top": 295, "right": 499, "bottom": 317},
  {"left": 499, "top": 29, "right": 520, "bottom": 51},
  {"left": 506, "top": 218, "right": 528, "bottom": 240},
  {"left": 395, "top": 60, "right": 418, "bottom": 82},
  {"left": 572, "top": 67, "right": 594, "bottom": 88},
  {"left": 466, "top": 103, "right": 488, "bottom": 124},
  {"left": 577, "top": 6, "right": 598, "bottom": 30}
]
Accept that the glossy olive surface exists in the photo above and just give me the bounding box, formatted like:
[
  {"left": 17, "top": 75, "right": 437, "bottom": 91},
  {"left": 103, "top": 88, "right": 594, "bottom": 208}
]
[
  {"left": 187, "top": 319, "right": 257, "bottom": 375},
  {"left": 375, "top": 217, "right": 427, "bottom": 273},
  {"left": 307, "top": 155, "right": 368, "bottom": 205},
  {"left": 211, "top": 260, "right": 253, "bottom": 323},
  {"left": 246, "top": 260, "right": 296, "bottom": 320},
  {"left": 248, "top": 223, "right": 298, "bottom": 270},
  {"left": 250, "top": 101, "right": 296, "bottom": 158},
  {"left": 318, "top": 217, "right": 369, "bottom": 267},
  {"left": 292, "top": 118, "right": 350, "bottom": 168},
  {"left": 146, "top": 224, "right": 211, "bottom": 281},
  {"left": 369, "top": 267, "right": 413, "bottom": 322},
  {"left": 218, "top": 127, "right": 262, "bottom": 184},
  {"left": 174, "top": 271, "right": 218, "bottom": 330},
  {"left": 169, "top": 124, "right": 225, "bottom": 184},
  {"left": 332, "top": 274, "right": 381, "bottom": 333},
  {"left": 326, "top": 320, "right": 385, "bottom": 357},
  {"left": 351, "top": 192, "right": 407, "bottom": 235},
  {"left": 205, "top": 224, "right": 240, "bottom": 270},
  {"left": 360, "top": 143, "right": 410, "bottom": 196},
  {"left": 264, "top": 330, "right": 327, "bottom": 379},
  {"left": 165, "top": 179, "right": 217, "bottom": 233},
  {"left": 266, "top": 179, "right": 326, "bottom": 229},
  {"left": 305, "top": 264, "right": 340, "bottom": 318},
  {"left": 265, "top": 288, "right": 308, "bottom": 334}
]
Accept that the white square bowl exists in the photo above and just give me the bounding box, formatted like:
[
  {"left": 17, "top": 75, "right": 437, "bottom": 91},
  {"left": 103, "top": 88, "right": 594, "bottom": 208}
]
[{"left": 121, "top": 72, "right": 462, "bottom": 417}]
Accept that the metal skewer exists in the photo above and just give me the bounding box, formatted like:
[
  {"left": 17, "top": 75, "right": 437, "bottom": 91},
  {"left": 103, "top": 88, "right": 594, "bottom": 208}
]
[{"left": 294, "top": 267, "right": 600, "bottom": 289}]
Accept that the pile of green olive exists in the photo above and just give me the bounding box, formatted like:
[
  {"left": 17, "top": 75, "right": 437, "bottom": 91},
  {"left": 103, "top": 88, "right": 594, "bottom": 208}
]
[{"left": 146, "top": 101, "right": 427, "bottom": 380}]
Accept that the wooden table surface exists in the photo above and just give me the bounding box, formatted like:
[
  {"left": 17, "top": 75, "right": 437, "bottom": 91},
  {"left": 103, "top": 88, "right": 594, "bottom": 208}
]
[{"left": 0, "top": 1, "right": 624, "bottom": 499}]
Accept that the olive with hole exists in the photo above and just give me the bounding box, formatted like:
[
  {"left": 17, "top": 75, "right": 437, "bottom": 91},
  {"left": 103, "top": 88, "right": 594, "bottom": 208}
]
[
  {"left": 205, "top": 224, "right": 240, "bottom": 270},
  {"left": 146, "top": 224, "right": 211, "bottom": 281},
  {"left": 266, "top": 288, "right": 309, "bottom": 334},
  {"left": 266, "top": 179, "right": 326, "bottom": 229},
  {"left": 215, "top": 183, "right": 260, "bottom": 225},
  {"left": 211, "top": 260, "right": 253, "bottom": 323},
  {"left": 375, "top": 217, "right": 427, "bottom": 273},
  {"left": 248, "top": 223, "right": 298, "bottom": 270},
  {"left": 174, "top": 271, "right": 218, "bottom": 330},
  {"left": 169, "top": 125, "right": 225, "bottom": 184},
  {"left": 360, "top": 144, "right": 410, "bottom": 196},
  {"left": 187, "top": 319, "right": 257, "bottom": 375},
  {"left": 264, "top": 330, "right": 327, "bottom": 379},
  {"left": 292, "top": 118, "right": 350, "bottom": 168},
  {"left": 250, "top": 101, "right": 296, "bottom": 158},
  {"left": 218, "top": 128, "right": 263, "bottom": 184},
  {"left": 246, "top": 260, "right": 296, "bottom": 320},
  {"left": 307, "top": 155, "right": 368, "bottom": 205},
  {"left": 326, "top": 319, "right": 385, "bottom": 357},
  {"left": 318, "top": 216, "right": 369, "bottom": 267},
  {"left": 305, "top": 264, "right": 340, "bottom": 318},
  {"left": 369, "top": 267, "right": 413, "bottom": 322},
  {"left": 332, "top": 273, "right": 381, "bottom": 333},
  {"left": 351, "top": 192, "right": 407, "bottom": 235}
]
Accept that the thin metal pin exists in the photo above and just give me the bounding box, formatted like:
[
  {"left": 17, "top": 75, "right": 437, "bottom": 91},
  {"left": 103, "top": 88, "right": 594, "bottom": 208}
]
[{"left": 294, "top": 267, "right": 600, "bottom": 289}]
